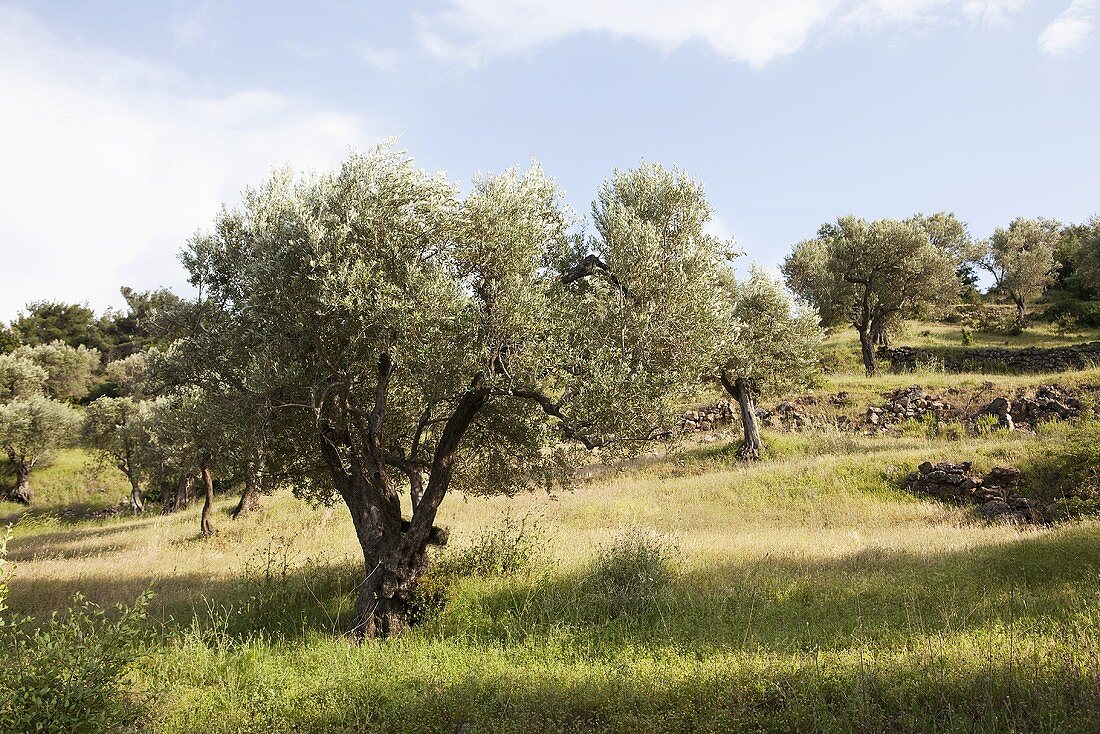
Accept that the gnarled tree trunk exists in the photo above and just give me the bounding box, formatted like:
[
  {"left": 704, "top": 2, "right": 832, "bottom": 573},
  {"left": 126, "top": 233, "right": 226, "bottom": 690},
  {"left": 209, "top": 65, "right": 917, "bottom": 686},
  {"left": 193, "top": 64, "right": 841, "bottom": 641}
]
[
  {"left": 323, "top": 378, "right": 489, "bottom": 639},
  {"left": 719, "top": 372, "right": 761, "bottom": 461},
  {"left": 128, "top": 473, "right": 144, "bottom": 514},
  {"left": 199, "top": 462, "right": 215, "bottom": 537},
  {"left": 7, "top": 455, "right": 32, "bottom": 505},
  {"left": 1013, "top": 295, "right": 1027, "bottom": 325},
  {"left": 858, "top": 325, "right": 877, "bottom": 376},
  {"left": 230, "top": 466, "right": 261, "bottom": 519}
]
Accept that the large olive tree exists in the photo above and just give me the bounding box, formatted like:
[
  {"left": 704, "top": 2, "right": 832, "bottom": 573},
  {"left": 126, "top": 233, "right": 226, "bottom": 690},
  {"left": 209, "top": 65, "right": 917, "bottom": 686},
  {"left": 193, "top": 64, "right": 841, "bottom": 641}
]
[
  {"left": 717, "top": 268, "right": 822, "bottom": 460},
  {"left": 783, "top": 214, "right": 961, "bottom": 375},
  {"left": 977, "top": 217, "right": 1060, "bottom": 324},
  {"left": 179, "top": 148, "right": 727, "bottom": 637}
]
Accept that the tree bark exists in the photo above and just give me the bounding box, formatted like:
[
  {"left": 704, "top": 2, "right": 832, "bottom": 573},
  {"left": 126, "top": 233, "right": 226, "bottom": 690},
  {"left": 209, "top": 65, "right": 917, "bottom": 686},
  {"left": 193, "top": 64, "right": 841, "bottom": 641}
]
[
  {"left": 199, "top": 462, "right": 215, "bottom": 537},
  {"left": 230, "top": 467, "right": 261, "bottom": 519},
  {"left": 7, "top": 456, "right": 32, "bottom": 505},
  {"left": 733, "top": 377, "right": 761, "bottom": 460},
  {"left": 1013, "top": 295, "right": 1027, "bottom": 325},
  {"left": 325, "top": 381, "right": 489, "bottom": 639},
  {"left": 128, "top": 473, "right": 144, "bottom": 514},
  {"left": 719, "top": 372, "right": 761, "bottom": 461},
  {"left": 858, "top": 325, "right": 877, "bottom": 376}
]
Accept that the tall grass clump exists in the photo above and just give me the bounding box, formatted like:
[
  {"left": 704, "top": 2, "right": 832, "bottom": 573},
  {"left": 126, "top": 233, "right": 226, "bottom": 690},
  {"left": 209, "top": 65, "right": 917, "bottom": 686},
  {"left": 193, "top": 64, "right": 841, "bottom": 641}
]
[
  {"left": 413, "top": 516, "right": 548, "bottom": 623},
  {"left": 581, "top": 526, "right": 680, "bottom": 620},
  {"left": 1023, "top": 420, "right": 1100, "bottom": 519}
]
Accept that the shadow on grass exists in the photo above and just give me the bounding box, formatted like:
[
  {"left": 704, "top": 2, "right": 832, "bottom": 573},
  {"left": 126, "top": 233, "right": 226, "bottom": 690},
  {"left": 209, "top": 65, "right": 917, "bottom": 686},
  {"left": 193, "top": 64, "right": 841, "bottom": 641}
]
[{"left": 12, "top": 520, "right": 1098, "bottom": 655}]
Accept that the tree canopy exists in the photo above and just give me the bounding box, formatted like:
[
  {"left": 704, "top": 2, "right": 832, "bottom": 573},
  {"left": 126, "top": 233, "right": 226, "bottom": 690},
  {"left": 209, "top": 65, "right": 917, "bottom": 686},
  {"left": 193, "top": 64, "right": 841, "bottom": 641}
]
[
  {"left": 977, "top": 217, "right": 1060, "bottom": 324},
  {"left": 782, "top": 214, "right": 961, "bottom": 375},
  {"left": 176, "top": 146, "right": 729, "bottom": 636}
]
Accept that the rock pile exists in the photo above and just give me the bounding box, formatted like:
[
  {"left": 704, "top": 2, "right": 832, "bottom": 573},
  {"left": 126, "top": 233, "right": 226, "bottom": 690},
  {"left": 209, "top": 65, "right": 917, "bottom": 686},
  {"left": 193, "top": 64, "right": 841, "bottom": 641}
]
[
  {"left": 978, "top": 384, "right": 1083, "bottom": 431},
  {"left": 759, "top": 401, "right": 809, "bottom": 429},
  {"left": 904, "top": 461, "right": 1045, "bottom": 523},
  {"left": 865, "top": 385, "right": 954, "bottom": 428},
  {"left": 679, "top": 401, "right": 737, "bottom": 432}
]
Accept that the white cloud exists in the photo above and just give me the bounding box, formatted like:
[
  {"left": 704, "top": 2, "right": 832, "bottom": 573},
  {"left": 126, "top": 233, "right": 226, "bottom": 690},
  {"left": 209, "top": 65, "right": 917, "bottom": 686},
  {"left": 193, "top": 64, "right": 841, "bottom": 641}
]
[
  {"left": 416, "top": 0, "right": 1032, "bottom": 68},
  {"left": 1038, "top": 0, "right": 1098, "bottom": 55},
  {"left": 0, "top": 7, "right": 379, "bottom": 319}
]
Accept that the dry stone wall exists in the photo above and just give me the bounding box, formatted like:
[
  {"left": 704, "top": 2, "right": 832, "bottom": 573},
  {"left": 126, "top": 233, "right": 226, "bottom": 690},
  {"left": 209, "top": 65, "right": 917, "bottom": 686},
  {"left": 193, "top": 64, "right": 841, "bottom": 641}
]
[{"left": 879, "top": 342, "right": 1100, "bottom": 373}]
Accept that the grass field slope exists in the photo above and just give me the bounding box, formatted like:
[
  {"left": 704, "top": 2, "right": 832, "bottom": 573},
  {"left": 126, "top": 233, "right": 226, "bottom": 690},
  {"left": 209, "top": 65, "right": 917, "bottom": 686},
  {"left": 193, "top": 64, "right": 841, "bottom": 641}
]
[{"left": 3, "top": 323, "right": 1100, "bottom": 733}]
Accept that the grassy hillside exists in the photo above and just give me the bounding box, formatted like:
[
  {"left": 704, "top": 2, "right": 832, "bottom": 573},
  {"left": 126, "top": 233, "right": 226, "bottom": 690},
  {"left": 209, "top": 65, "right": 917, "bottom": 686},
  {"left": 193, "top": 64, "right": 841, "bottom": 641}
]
[{"left": 3, "top": 323, "right": 1100, "bottom": 732}]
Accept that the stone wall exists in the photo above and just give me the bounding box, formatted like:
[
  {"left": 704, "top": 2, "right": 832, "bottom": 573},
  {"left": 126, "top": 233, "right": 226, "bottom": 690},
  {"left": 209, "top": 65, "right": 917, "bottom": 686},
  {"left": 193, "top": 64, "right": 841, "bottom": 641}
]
[{"left": 879, "top": 342, "right": 1100, "bottom": 373}]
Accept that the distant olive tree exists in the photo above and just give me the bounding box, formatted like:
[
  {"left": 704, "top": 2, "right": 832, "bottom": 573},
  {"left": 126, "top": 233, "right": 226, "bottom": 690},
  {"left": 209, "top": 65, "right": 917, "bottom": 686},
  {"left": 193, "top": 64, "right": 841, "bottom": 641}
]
[
  {"left": 83, "top": 397, "right": 155, "bottom": 513},
  {"left": 13, "top": 341, "right": 101, "bottom": 402},
  {"left": 178, "top": 147, "right": 728, "bottom": 637},
  {"left": 0, "top": 395, "right": 81, "bottom": 504},
  {"left": 976, "top": 217, "right": 1060, "bottom": 325},
  {"left": 1064, "top": 216, "right": 1100, "bottom": 299},
  {"left": 783, "top": 214, "right": 961, "bottom": 375},
  {"left": 718, "top": 268, "right": 823, "bottom": 460}
]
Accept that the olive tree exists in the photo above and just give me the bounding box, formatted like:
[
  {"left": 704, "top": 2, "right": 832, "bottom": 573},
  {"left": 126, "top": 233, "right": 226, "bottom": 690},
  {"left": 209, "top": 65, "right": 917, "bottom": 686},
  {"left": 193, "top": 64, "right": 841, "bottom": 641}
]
[
  {"left": 179, "top": 147, "right": 727, "bottom": 637},
  {"left": 82, "top": 397, "right": 155, "bottom": 513},
  {"left": 783, "top": 214, "right": 960, "bottom": 375},
  {"left": 0, "top": 396, "right": 81, "bottom": 504},
  {"left": 13, "top": 341, "right": 101, "bottom": 401},
  {"left": 717, "top": 268, "right": 822, "bottom": 460},
  {"left": 1080, "top": 219, "right": 1100, "bottom": 296},
  {"left": 976, "top": 217, "right": 1060, "bottom": 324}
]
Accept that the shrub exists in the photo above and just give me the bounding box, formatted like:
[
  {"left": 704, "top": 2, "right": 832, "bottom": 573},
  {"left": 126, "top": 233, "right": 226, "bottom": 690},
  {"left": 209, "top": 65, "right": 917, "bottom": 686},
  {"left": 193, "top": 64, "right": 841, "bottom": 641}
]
[
  {"left": 413, "top": 516, "right": 547, "bottom": 622},
  {"left": 1041, "top": 300, "right": 1100, "bottom": 328},
  {"left": 960, "top": 327, "right": 972, "bottom": 346},
  {"left": 1021, "top": 421, "right": 1100, "bottom": 508},
  {"left": 0, "top": 588, "right": 154, "bottom": 734},
  {"left": 581, "top": 527, "right": 680, "bottom": 619}
]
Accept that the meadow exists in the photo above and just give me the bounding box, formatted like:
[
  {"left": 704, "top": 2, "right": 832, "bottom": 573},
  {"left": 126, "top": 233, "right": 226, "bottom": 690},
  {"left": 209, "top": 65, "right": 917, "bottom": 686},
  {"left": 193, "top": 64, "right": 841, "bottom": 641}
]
[{"left": 3, "top": 325, "right": 1100, "bottom": 733}]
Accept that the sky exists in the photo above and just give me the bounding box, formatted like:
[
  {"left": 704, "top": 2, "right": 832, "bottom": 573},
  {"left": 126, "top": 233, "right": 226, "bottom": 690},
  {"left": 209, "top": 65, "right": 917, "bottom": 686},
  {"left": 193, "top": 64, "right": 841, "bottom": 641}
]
[{"left": 1, "top": 0, "right": 1098, "bottom": 320}]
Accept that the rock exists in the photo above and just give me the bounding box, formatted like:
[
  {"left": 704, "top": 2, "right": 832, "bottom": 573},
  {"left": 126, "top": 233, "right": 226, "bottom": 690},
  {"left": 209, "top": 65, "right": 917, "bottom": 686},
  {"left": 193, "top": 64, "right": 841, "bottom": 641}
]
[
  {"left": 918, "top": 461, "right": 935, "bottom": 474},
  {"left": 979, "top": 500, "right": 1012, "bottom": 519}
]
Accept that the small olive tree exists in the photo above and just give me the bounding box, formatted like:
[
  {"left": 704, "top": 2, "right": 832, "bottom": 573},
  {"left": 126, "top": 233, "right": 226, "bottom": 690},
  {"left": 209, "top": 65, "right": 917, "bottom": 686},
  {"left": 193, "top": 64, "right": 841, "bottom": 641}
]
[
  {"left": 976, "top": 217, "right": 1060, "bottom": 325},
  {"left": 0, "top": 396, "right": 81, "bottom": 504},
  {"left": 82, "top": 397, "right": 155, "bottom": 513},
  {"left": 179, "top": 147, "right": 728, "bottom": 637},
  {"left": 783, "top": 214, "right": 961, "bottom": 375},
  {"left": 717, "top": 268, "right": 823, "bottom": 459}
]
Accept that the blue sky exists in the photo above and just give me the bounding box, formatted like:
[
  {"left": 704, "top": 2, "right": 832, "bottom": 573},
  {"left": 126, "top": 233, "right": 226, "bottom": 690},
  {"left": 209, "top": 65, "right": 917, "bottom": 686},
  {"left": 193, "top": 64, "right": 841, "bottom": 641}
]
[{"left": 1, "top": 1, "right": 1098, "bottom": 319}]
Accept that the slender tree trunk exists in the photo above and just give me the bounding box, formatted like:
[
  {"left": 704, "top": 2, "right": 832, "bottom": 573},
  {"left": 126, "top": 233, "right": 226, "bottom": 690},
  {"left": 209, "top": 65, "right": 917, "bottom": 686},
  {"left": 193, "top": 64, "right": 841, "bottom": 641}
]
[
  {"left": 719, "top": 372, "right": 761, "bottom": 461},
  {"left": 1013, "top": 295, "right": 1026, "bottom": 325},
  {"left": 733, "top": 377, "right": 761, "bottom": 460},
  {"left": 858, "top": 325, "right": 877, "bottom": 376},
  {"left": 128, "top": 473, "right": 144, "bottom": 514},
  {"left": 7, "top": 456, "right": 32, "bottom": 505},
  {"left": 199, "top": 462, "right": 215, "bottom": 537},
  {"left": 230, "top": 467, "right": 261, "bottom": 519}
]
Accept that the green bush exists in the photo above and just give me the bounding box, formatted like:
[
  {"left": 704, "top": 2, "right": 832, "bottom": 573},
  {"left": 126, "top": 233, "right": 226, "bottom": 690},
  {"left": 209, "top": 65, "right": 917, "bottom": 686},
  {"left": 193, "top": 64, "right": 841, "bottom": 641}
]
[
  {"left": 581, "top": 526, "right": 680, "bottom": 619},
  {"left": 413, "top": 516, "right": 547, "bottom": 622},
  {"left": 1041, "top": 300, "right": 1100, "bottom": 328},
  {"left": 0, "top": 589, "right": 154, "bottom": 734},
  {"left": 1022, "top": 421, "right": 1100, "bottom": 507}
]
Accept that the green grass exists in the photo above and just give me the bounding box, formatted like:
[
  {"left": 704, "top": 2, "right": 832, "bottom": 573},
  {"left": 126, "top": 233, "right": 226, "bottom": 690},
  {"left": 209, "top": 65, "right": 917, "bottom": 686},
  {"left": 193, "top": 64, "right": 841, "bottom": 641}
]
[
  {"left": 5, "top": 427, "right": 1100, "bottom": 732},
  {"left": 4, "top": 320, "right": 1100, "bottom": 732},
  {"left": 0, "top": 449, "right": 129, "bottom": 520}
]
